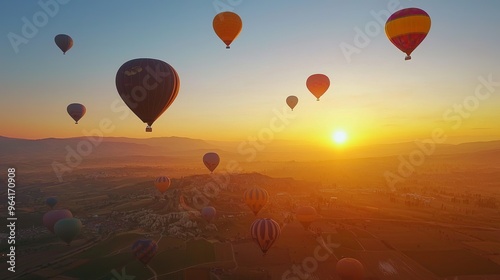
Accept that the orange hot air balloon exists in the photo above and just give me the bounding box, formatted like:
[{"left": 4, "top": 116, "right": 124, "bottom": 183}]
[
  {"left": 213, "top": 11, "right": 242, "bottom": 49},
  {"left": 244, "top": 187, "right": 269, "bottom": 216},
  {"left": 385, "top": 8, "right": 431, "bottom": 60},
  {"left": 54, "top": 34, "right": 73, "bottom": 54},
  {"left": 336, "top": 257, "right": 365, "bottom": 280},
  {"left": 295, "top": 206, "right": 318, "bottom": 230},
  {"left": 154, "top": 176, "right": 171, "bottom": 193},
  {"left": 250, "top": 218, "right": 281, "bottom": 255},
  {"left": 67, "top": 103, "right": 86, "bottom": 124},
  {"left": 115, "top": 58, "right": 180, "bottom": 132},
  {"left": 286, "top": 96, "right": 298, "bottom": 111},
  {"left": 306, "top": 74, "right": 330, "bottom": 101}
]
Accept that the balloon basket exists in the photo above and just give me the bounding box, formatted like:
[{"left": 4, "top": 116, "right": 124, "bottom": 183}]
[{"left": 146, "top": 126, "right": 152, "bottom": 132}]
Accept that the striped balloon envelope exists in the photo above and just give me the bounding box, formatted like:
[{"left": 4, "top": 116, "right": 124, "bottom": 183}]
[
  {"left": 154, "top": 176, "right": 171, "bottom": 193},
  {"left": 244, "top": 187, "right": 269, "bottom": 216},
  {"left": 385, "top": 8, "right": 431, "bottom": 60},
  {"left": 250, "top": 218, "right": 281, "bottom": 255},
  {"left": 132, "top": 239, "right": 158, "bottom": 265}
]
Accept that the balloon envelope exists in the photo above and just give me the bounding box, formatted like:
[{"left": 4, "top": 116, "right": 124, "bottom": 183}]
[
  {"left": 115, "top": 58, "right": 180, "bottom": 132},
  {"left": 46, "top": 197, "right": 58, "bottom": 209},
  {"left": 213, "top": 11, "right": 242, "bottom": 49},
  {"left": 250, "top": 218, "right": 280, "bottom": 254},
  {"left": 203, "top": 152, "right": 220, "bottom": 173},
  {"left": 201, "top": 206, "right": 216, "bottom": 223},
  {"left": 132, "top": 239, "right": 158, "bottom": 265},
  {"left": 296, "top": 206, "right": 318, "bottom": 230},
  {"left": 154, "top": 176, "right": 171, "bottom": 193},
  {"left": 54, "top": 34, "right": 73, "bottom": 54},
  {"left": 244, "top": 187, "right": 269, "bottom": 216},
  {"left": 385, "top": 8, "right": 431, "bottom": 60},
  {"left": 286, "top": 96, "right": 298, "bottom": 110},
  {"left": 54, "top": 218, "right": 82, "bottom": 245},
  {"left": 336, "top": 257, "right": 365, "bottom": 280},
  {"left": 67, "top": 103, "right": 86, "bottom": 124},
  {"left": 306, "top": 74, "right": 330, "bottom": 101},
  {"left": 43, "top": 209, "right": 73, "bottom": 233}
]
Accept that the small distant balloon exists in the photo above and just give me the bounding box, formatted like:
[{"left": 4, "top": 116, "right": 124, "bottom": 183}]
[
  {"left": 250, "top": 218, "right": 281, "bottom": 255},
  {"left": 54, "top": 218, "right": 82, "bottom": 245},
  {"left": 336, "top": 257, "right": 365, "bottom": 280},
  {"left": 43, "top": 209, "right": 73, "bottom": 234},
  {"left": 203, "top": 152, "right": 220, "bottom": 173},
  {"left": 54, "top": 34, "right": 73, "bottom": 54},
  {"left": 213, "top": 11, "right": 242, "bottom": 49},
  {"left": 132, "top": 239, "right": 158, "bottom": 265},
  {"left": 201, "top": 206, "right": 216, "bottom": 223},
  {"left": 154, "top": 176, "right": 171, "bottom": 194},
  {"left": 286, "top": 96, "right": 298, "bottom": 111},
  {"left": 306, "top": 74, "right": 330, "bottom": 101},
  {"left": 46, "top": 197, "right": 58, "bottom": 209},
  {"left": 67, "top": 103, "right": 86, "bottom": 124}
]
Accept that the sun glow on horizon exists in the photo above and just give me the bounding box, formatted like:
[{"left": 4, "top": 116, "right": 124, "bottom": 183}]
[{"left": 332, "top": 130, "right": 348, "bottom": 145}]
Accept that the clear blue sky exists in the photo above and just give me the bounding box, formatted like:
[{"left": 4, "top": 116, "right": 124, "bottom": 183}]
[{"left": 1, "top": 0, "right": 500, "bottom": 146}]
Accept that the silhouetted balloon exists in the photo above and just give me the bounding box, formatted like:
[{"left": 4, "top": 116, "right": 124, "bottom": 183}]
[
  {"left": 46, "top": 197, "right": 58, "bottom": 209},
  {"left": 115, "top": 58, "right": 180, "bottom": 132},
  {"left": 201, "top": 206, "right": 216, "bottom": 223},
  {"left": 54, "top": 218, "right": 82, "bottom": 245},
  {"left": 213, "top": 11, "right": 242, "bottom": 49},
  {"left": 336, "top": 257, "right": 365, "bottom": 280},
  {"left": 203, "top": 152, "right": 220, "bottom": 173},
  {"left": 286, "top": 96, "right": 298, "bottom": 111},
  {"left": 306, "top": 74, "right": 330, "bottom": 101},
  {"left": 154, "top": 176, "right": 171, "bottom": 194},
  {"left": 250, "top": 218, "right": 280, "bottom": 255},
  {"left": 385, "top": 8, "right": 431, "bottom": 60},
  {"left": 132, "top": 239, "right": 158, "bottom": 265},
  {"left": 43, "top": 209, "right": 73, "bottom": 233},
  {"left": 296, "top": 206, "right": 318, "bottom": 230},
  {"left": 54, "top": 34, "right": 73, "bottom": 54},
  {"left": 244, "top": 187, "right": 269, "bottom": 216},
  {"left": 67, "top": 103, "right": 86, "bottom": 124}
]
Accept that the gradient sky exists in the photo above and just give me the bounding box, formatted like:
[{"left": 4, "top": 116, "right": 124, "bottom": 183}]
[{"left": 1, "top": 0, "right": 500, "bottom": 147}]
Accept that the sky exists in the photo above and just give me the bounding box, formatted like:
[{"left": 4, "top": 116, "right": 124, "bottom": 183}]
[{"left": 1, "top": 0, "right": 500, "bottom": 148}]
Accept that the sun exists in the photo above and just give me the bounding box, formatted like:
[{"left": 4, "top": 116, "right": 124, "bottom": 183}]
[{"left": 332, "top": 130, "right": 348, "bottom": 145}]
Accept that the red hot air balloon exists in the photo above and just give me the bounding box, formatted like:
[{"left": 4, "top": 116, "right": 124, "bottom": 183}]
[
  {"left": 286, "top": 96, "right": 298, "bottom": 111},
  {"left": 43, "top": 209, "right": 73, "bottom": 233},
  {"left": 213, "top": 11, "right": 243, "bottom": 49},
  {"left": 67, "top": 103, "right": 86, "bottom": 124},
  {"left": 132, "top": 239, "right": 158, "bottom": 265},
  {"left": 306, "top": 74, "right": 330, "bottom": 101},
  {"left": 385, "top": 8, "right": 431, "bottom": 60},
  {"left": 250, "top": 218, "right": 281, "bottom": 255},
  {"left": 154, "top": 176, "right": 171, "bottom": 194},
  {"left": 203, "top": 152, "right": 220, "bottom": 173},
  {"left": 115, "top": 58, "right": 180, "bottom": 132},
  {"left": 336, "top": 257, "right": 365, "bottom": 280},
  {"left": 55, "top": 34, "right": 73, "bottom": 54}
]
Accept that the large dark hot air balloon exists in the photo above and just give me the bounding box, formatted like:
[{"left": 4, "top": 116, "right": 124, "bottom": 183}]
[
  {"left": 286, "top": 96, "right": 298, "bottom": 111},
  {"left": 115, "top": 58, "right": 180, "bottom": 132},
  {"left": 385, "top": 8, "right": 431, "bottom": 60},
  {"left": 213, "top": 11, "right": 242, "bottom": 49},
  {"left": 43, "top": 209, "right": 73, "bottom": 233},
  {"left": 203, "top": 152, "right": 220, "bottom": 173},
  {"left": 46, "top": 197, "right": 58, "bottom": 209},
  {"left": 306, "top": 74, "right": 330, "bottom": 101},
  {"left": 54, "top": 218, "right": 82, "bottom": 245},
  {"left": 295, "top": 206, "right": 318, "bottom": 230},
  {"left": 336, "top": 257, "right": 365, "bottom": 280},
  {"left": 132, "top": 239, "right": 158, "bottom": 265},
  {"left": 250, "top": 218, "right": 280, "bottom": 255},
  {"left": 67, "top": 103, "right": 86, "bottom": 124},
  {"left": 244, "top": 187, "right": 269, "bottom": 216},
  {"left": 54, "top": 34, "right": 73, "bottom": 54}
]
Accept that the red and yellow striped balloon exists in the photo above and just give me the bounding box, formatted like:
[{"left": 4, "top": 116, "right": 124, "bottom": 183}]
[
  {"left": 385, "top": 8, "right": 431, "bottom": 60},
  {"left": 250, "top": 218, "right": 281, "bottom": 255},
  {"left": 154, "top": 176, "right": 171, "bottom": 194},
  {"left": 244, "top": 187, "right": 269, "bottom": 216}
]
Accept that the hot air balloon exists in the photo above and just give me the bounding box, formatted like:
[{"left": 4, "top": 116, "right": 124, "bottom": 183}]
[
  {"left": 306, "top": 74, "right": 330, "bottom": 101},
  {"left": 67, "top": 103, "right": 86, "bottom": 124},
  {"left": 385, "top": 8, "right": 431, "bottom": 60},
  {"left": 43, "top": 209, "right": 73, "bottom": 233},
  {"left": 154, "top": 176, "right": 171, "bottom": 194},
  {"left": 46, "top": 197, "right": 58, "bottom": 209},
  {"left": 295, "top": 206, "right": 318, "bottom": 230},
  {"left": 115, "top": 58, "right": 180, "bottom": 132},
  {"left": 213, "top": 11, "right": 242, "bottom": 49},
  {"left": 250, "top": 218, "right": 280, "bottom": 255},
  {"left": 203, "top": 152, "right": 220, "bottom": 173},
  {"left": 244, "top": 187, "right": 269, "bottom": 216},
  {"left": 54, "top": 34, "right": 73, "bottom": 54},
  {"left": 54, "top": 218, "right": 82, "bottom": 245},
  {"left": 286, "top": 96, "right": 298, "bottom": 111},
  {"left": 132, "top": 239, "right": 158, "bottom": 265},
  {"left": 201, "top": 206, "right": 216, "bottom": 223},
  {"left": 336, "top": 257, "right": 365, "bottom": 280}
]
